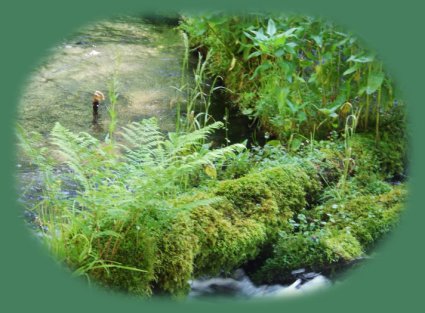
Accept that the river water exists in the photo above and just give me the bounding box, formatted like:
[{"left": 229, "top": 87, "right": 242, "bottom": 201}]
[{"left": 18, "top": 16, "right": 183, "bottom": 138}]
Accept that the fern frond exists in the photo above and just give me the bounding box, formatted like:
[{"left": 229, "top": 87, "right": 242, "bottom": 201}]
[
  {"left": 16, "top": 124, "right": 52, "bottom": 171},
  {"left": 50, "top": 122, "right": 101, "bottom": 190},
  {"left": 167, "top": 121, "right": 223, "bottom": 156},
  {"left": 176, "top": 143, "right": 246, "bottom": 173}
]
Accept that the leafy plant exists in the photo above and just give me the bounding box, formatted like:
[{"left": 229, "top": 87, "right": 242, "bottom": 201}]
[{"left": 180, "top": 13, "right": 405, "bottom": 144}]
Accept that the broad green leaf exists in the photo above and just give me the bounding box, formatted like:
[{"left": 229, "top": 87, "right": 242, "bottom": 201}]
[
  {"left": 265, "top": 139, "right": 281, "bottom": 147},
  {"left": 290, "top": 138, "right": 303, "bottom": 151},
  {"left": 252, "top": 28, "right": 267, "bottom": 41},
  {"left": 343, "top": 64, "right": 360, "bottom": 76},
  {"left": 312, "top": 35, "right": 323, "bottom": 48},
  {"left": 274, "top": 49, "right": 285, "bottom": 57},
  {"left": 308, "top": 73, "right": 317, "bottom": 83},
  {"left": 287, "top": 99, "right": 297, "bottom": 113},
  {"left": 295, "top": 75, "right": 306, "bottom": 83},
  {"left": 247, "top": 50, "right": 262, "bottom": 59},
  {"left": 366, "top": 72, "right": 385, "bottom": 95},
  {"left": 267, "top": 19, "right": 276, "bottom": 36},
  {"left": 283, "top": 27, "right": 298, "bottom": 37},
  {"left": 358, "top": 86, "right": 367, "bottom": 96}
]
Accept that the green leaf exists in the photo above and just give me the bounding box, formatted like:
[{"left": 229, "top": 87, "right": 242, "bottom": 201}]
[
  {"left": 366, "top": 72, "right": 385, "bottom": 95},
  {"left": 283, "top": 27, "right": 298, "bottom": 37},
  {"left": 267, "top": 19, "right": 276, "bottom": 36},
  {"left": 295, "top": 75, "right": 306, "bottom": 83},
  {"left": 250, "top": 62, "right": 272, "bottom": 80},
  {"left": 265, "top": 139, "right": 281, "bottom": 147},
  {"left": 312, "top": 35, "right": 323, "bottom": 48},
  {"left": 242, "top": 108, "right": 254, "bottom": 115},
  {"left": 290, "top": 138, "right": 303, "bottom": 151},
  {"left": 287, "top": 99, "right": 297, "bottom": 113},
  {"left": 297, "top": 111, "right": 307, "bottom": 122},
  {"left": 347, "top": 55, "right": 374, "bottom": 63},
  {"left": 343, "top": 64, "right": 360, "bottom": 76},
  {"left": 274, "top": 49, "right": 285, "bottom": 57},
  {"left": 243, "top": 31, "right": 255, "bottom": 41},
  {"left": 252, "top": 28, "right": 267, "bottom": 41},
  {"left": 358, "top": 86, "right": 367, "bottom": 96},
  {"left": 247, "top": 50, "right": 262, "bottom": 59}
]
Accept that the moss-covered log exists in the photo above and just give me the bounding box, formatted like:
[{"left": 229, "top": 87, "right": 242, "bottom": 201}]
[{"left": 87, "top": 164, "right": 319, "bottom": 296}]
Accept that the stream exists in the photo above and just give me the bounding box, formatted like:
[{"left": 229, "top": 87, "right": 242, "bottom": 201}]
[
  {"left": 188, "top": 269, "right": 332, "bottom": 299},
  {"left": 17, "top": 15, "right": 335, "bottom": 299}
]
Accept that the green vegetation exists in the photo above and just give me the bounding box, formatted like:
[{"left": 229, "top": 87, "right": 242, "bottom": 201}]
[
  {"left": 17, "top": 13, "right": 408, "bottom": 298},
  {"left": 179, "top": 13, "right": 406, "bottom": 146}
]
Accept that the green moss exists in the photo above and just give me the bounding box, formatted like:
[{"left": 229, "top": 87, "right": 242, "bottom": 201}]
[
  {"left": 313, "top": 185, "right": 407, "bottom": 247},
  {"left": 350, "top": 134, "right": 381, "bottom": 175},
  {"left": 88, "top": 220, "right": 158, "bottom": 297},
  {"left": 215, "top": 174, "right": 276, "bottom": 216},
  {"left": 254, "top": 228, "right": 362, "bottom": 284},
  {"left": 80, "top": 164, "right": 326, "bottom": 296},
  {"left": 155, "top": 212, "right": 199, "bottom": 297},
  {"left": 214, "top": 166, "right": 318, "bottom": 229},
  {"left": 351, "top": 133, "right": 406, "bottom": 180},
  {"left": 261, "top": 166, "right": 321, "bottom": 211},
  {"left": 315, "top": 144, "right": 344, "bottom": 184},
  {"left": 151, "top": 165, "right": 319, "bottom": 294},
  {"left": 191, "top": 204, "right": 267, "bottom": 275}
]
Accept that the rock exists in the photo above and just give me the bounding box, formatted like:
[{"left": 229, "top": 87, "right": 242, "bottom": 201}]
[
  {"left": 86, "top": 50, "right": 100, "bottom": 57},
  {"left": 301, "top": 271, "right": 320, "bottom": 280},
  {"left": 298, "top": 275, "right": 331, "bottom": 293},
  {"left": 291, "top": 268, "right": 306, "bottom": 276}
]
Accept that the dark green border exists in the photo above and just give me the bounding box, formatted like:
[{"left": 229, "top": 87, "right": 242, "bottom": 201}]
[{"left": 1, "top": 0, "right": 422, "bottom": 311}]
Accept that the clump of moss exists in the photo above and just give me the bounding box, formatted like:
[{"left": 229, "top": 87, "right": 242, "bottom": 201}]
[
  {"left": 191, "top": 203, "right": 267, "bottom": 275},
  {"left": 351, "top": 133, "right": 407, "bottom": 180},
  {"left": 151, "top": 164, "right": 318, "bottom": 295},
  {"left": 215, "top": 166, "right": 319, "bottom": 224},
  {"left": 260, "top": 167, "right": 312, "bottom": 210},
  {"left": 312, "top": 185, "right": 407, "bottom": 247},
  {"left": 155, "top": 212, "right": 199, "bottom": 296},
  {"left": 253, "top": 228, "right": 363, "bottom": 284},
  {"left": 87, "top": 217, "right": 159, "bottom": 297}
]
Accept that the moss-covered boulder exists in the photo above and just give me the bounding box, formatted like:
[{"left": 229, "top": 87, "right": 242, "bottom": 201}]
[
  {"left": 312, "top": 185, "right": 407, "bottom": 247},
  {"left": 253, "top": 228, "right": 363, "bottom": 284}
]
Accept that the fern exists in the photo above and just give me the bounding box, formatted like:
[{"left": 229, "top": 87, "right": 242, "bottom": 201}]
[
  {"left": 17, "top": 117, "right": 247, "bottom": 287},
  {"left": 50, "top": 123, "right": 102, "bottom": 190}
]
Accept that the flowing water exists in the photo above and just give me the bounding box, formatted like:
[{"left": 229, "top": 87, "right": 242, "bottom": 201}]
[{"left": 188, "top": 269, "right": 332, "bottom": 300}]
